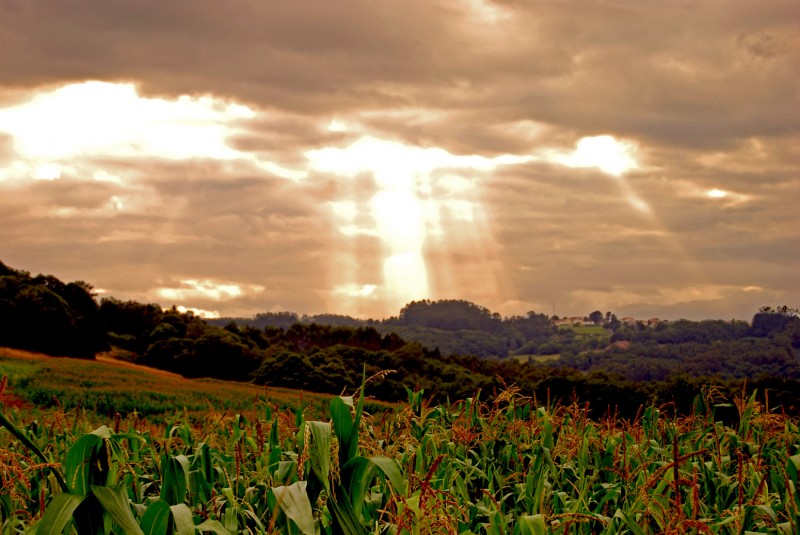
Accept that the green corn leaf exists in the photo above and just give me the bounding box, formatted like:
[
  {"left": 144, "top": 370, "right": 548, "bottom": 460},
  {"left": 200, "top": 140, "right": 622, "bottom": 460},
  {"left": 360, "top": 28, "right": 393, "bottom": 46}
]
[
  {"left": 275, "top": 460, "right": 296, "bottom": 485},
  {"left": 742, "top": 504, "right": 778, "bottom": 530},
  {"left": 370, "top": 456, "right": 406, "bottom": 497},
  {"left": 140, "top": 500, "right": 172, "bottom": 535},
  {"left": 307, "top": 421, "right": 333, "bottom": 494},
  {"left": 170, "top": 503, "right": 196, "bottom": 535},
  {"left": 91, "top": 485, "right": 144, "bottom": 535},
  {"left": 612, "top": 509, "right": 647, "bottom": 535},
  {"left": 65, "top": 433, "right": 104, "bottom": 495},
  {"left": 342, "top": 456, "right": 373, "bottom": 518},
  {"left": 35, "top": 492, "right": 85, "bottom": 535},
  {"left": 189, "top": 469, "right": 213, "bottom": 504},
  {"left": 332, "top": 396, "right": 356, "bottom": 466},
  {"left": 270, "top": 414, "right": 280, "bottom": 448},
  {"left": 329, "top": 494, "right": 368, "bottom": 535},
  {"left": 517, "top": 514, "right": 546, "bottom": 535},
  {"left": 272, "top": 481, "right": 316, "bottom": 535},
  {"left": 195, "top": 519, "right": 232, "bottom": 534},
  {"left": 332, "top": 368, "right": 367, "bottom": 468},
  {"left": 786, "top": 454, "right": 800, "bottom": 484},
  {"left": 161, "top": 454, "right": 190, "bottom": 505},
  {"left": 190, "top": 442, "right": 214, "bottom": 486},
  {"left": 240, "top": 509, "right": 266, "bottom": 532}
]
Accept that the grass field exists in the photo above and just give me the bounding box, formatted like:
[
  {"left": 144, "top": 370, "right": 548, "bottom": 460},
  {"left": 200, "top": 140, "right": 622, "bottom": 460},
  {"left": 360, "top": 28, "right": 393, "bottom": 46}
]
[
  {"left": 507, "top": 354, "right": 560, "bottom": 364},
  {"left": 0, "top": 347, "right": 392, "bottom": 421},
  {"left": 559, "top": 324, "right": 611, "bottom": 338},
  {"left": 2, "top": 347, "right": 800, "bottom": 533}
]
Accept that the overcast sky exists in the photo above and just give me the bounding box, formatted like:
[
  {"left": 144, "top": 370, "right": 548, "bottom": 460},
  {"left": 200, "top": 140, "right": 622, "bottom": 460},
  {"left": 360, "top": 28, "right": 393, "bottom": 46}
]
[{"left": 0, "top": 0, "right": 797, "bottom": 320}]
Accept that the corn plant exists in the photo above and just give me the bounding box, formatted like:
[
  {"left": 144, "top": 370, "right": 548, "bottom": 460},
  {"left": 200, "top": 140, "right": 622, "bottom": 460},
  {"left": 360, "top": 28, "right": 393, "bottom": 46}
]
[{"left": 2, "top": 379, "right": 799, "bottom": 534}]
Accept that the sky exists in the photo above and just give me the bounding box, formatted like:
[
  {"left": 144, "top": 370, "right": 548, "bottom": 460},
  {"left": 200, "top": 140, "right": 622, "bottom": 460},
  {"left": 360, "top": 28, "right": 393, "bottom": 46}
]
[{"left": 0, "top": 0, "right": 798, "bottom": 321}]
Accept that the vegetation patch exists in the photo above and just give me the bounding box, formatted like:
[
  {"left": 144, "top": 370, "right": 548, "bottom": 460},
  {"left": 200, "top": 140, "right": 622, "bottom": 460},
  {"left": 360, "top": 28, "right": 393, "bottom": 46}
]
[
  {"left": 0, "top": 348, "right": 385, "bottom": 421},
  {"left": 1, "top": 381, "right": 798, "bottom": 533}
]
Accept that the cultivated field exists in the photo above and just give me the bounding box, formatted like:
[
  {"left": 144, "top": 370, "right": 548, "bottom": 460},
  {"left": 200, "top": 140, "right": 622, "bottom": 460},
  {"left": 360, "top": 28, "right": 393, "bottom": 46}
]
[
  {"left": 0, "top": 348, "right": 379, "bottom": 421},
  {"left": 1, "top": 348, "right": 799, "bottom": 534},
  {"left": 558, "top": 325, "right": 610, "bottom": 338}
]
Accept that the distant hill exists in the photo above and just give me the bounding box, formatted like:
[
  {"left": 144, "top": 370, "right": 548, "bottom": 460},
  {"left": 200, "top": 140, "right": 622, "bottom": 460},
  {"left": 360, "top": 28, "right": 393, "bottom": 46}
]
[
  {"left": 2, "top": 259, "right": 800, "bottom": 416},
  {"left": 214, "top": 301, "right": 800, "bottom": 362},
  {"left": 212, "top": 299, "right": 556, "bottom": 358}
]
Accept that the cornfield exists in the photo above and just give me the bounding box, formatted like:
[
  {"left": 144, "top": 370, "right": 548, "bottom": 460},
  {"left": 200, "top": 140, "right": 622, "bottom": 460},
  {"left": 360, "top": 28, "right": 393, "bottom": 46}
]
[{"left": 1, "top": 379, "right": 799, "bottom": 534}]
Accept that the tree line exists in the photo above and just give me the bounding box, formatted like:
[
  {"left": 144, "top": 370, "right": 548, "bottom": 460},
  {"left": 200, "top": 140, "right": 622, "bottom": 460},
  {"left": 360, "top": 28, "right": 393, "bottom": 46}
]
[{"left": 2, "top": 260, "right": 799, "bottom": 417}]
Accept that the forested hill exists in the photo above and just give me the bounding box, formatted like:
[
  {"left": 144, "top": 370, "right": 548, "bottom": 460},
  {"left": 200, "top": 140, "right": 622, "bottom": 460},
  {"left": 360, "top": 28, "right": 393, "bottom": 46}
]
[
  {"left": 210, "top": 299, "right": 556, "bottom": 358},
  {"left": 3, "top": 259, "right": 800, "bottom": 416},
  {"left": 212, "top": 299, "right": 800, "bottom": 361}
]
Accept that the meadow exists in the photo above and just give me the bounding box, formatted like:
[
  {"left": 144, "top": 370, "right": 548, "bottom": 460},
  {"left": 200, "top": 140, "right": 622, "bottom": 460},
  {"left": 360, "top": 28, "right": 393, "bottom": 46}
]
[
  {"left": 1, "top": 349, "right": 799, "bottom": 534},
  {"left": 0, "top": 348, "right": 371, "bottom": 421},
  {"left": 557, "top": 325, "right": 610, "bottom": 339}
]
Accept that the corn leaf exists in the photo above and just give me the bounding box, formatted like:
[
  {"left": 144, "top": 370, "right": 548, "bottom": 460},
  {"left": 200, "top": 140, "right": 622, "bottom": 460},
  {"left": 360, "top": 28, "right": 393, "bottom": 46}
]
[
  {"left": 65, "top": 433, "right": 104, "bottom": 495},
  {"left": 517, "top": 514, "right": 546, "bottom": 535},
  {"left": 170, "top": 503, "right": 196, "bottom": 535},
  {"left": 272, "top": 481, "right": 316, "bottom": 535},
  {"left": 342, "top": 456, "right": 373, "bottom": 518},
  {"left": 161, "top": 454, "right": 190, "bottom": 505},
  {"left": 35, "top": 492, "right": 85, "bottom": 535},
  {"left": 195, "top": 519, "right": 232, "bottom": 534},
  {"left": 307, "top": 421, "right": 333, "bottom": 495},
  {"left": 786, "top": 454, "right": 800, "bottom": 485},
  {"left": 140, "top": 500, "right": 172, "bottom": 535},
  {"left": 329, "top": 494, "right": 368, "bottom": 535},
  {"left": 332, "top": 396, "right": 356, "bottom": 467},
  {"left": 369, "top": 456, "right": 406, "bottom": 497},
  {"left": 612, "top": 509, "right": 647, "bottom": 535},
  {"left": 91, "top": 485, "right": 144, "bottom": 535}
]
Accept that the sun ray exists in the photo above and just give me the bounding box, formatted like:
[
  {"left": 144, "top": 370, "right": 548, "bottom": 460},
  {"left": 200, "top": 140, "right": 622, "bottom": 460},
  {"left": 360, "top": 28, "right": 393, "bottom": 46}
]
[{"left": 308, "top": 135, "right": 531, "bottom": 315}]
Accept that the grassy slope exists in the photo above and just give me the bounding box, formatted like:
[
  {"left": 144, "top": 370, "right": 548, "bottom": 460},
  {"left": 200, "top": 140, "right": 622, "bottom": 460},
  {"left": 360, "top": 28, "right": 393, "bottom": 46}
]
[
  {"left": 0, "top": 347, "right": 392, "bottom": 421},
  {"left": 507, "top": 354, "right": 560, "bottom": 363},
  {"left": 559, "top": 324, "right": 610, "bottom": 337}
]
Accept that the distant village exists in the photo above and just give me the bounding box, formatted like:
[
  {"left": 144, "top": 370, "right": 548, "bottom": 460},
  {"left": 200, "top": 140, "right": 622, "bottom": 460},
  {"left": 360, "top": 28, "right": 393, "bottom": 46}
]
[{"left": 552, "top": 316, "right": 665, "bottom": 328}]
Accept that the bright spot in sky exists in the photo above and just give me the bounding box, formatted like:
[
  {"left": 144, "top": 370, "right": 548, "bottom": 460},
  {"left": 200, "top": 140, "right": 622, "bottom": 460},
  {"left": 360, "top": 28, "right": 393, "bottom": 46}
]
[
  {"left": 0, "top": 81, "right": 254, "bottom": 160},
  {"left": 464, "top": 0, "right": 511, "bottom": 22},
  {"left": 329, "top": 201, "right": 359, "bottom": 222},
  {"left": 546, "top": 135, "right": 651, "bottom": 215},
  {"left": 327, "top": 119, "right": 349, "bottom": 132},
  {"left": 335, "top": 284, "right": 378, "bottom": 298},
  {"left": 156, "top": 278, "right": 265, "bottom": 302},
  {"left": 0, "top": 81, "right": 304, "bottom": 181},
  {"left": 175, "top": 306, "right": 221, "bottom": 319},
  {"left": 674, "top": 181, "right": 751, "bottom": 205},
  {"left": 32, "top": 163, "right": 62, "bottom": 180},
  {"left": 93, "top": 169, "right": 123, "bottom": 184},
  {"left": 707, "top": 188, "right": 728, "bottom": 198},
  {"left": 557, "top": 135, "right": 639, "bottom": 176},
  {"left": 307, "top": 136, "right": 531, "bottom": 311}
]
